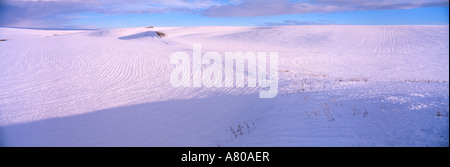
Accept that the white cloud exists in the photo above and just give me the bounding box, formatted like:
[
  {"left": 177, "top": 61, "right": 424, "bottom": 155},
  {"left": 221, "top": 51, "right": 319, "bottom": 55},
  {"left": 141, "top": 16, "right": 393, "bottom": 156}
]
[
  {"left": 201, "top": 0, "right": 449, "bottom": 17},
  {"left": 0, "top": 0, "right": 448, "bottom": 28},
  {"left": 0, "top": 0, "right": 223, "bottom": 27}
]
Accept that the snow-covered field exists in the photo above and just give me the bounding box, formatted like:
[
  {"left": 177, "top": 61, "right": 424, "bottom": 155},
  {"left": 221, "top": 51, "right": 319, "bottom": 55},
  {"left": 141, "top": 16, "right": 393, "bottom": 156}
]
[{"left": 0, "top": 25, "right": 448, "bottom": 146}]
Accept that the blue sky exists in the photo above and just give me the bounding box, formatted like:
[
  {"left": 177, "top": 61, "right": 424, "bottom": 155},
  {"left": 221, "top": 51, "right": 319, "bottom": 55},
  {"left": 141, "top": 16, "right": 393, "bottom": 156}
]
[{"left": 0, "top": 0, "right": 448, "bottom": 29}]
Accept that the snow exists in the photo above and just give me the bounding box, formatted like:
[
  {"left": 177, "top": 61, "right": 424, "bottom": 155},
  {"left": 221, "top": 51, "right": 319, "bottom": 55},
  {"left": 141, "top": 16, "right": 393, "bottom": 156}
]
[{"left": 0, "top": 25, "right": 448, "bottom": 146}]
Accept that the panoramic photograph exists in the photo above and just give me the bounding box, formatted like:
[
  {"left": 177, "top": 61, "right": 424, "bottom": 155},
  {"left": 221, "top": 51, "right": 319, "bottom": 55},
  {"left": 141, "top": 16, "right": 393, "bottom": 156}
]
[{"left": 0, "top": 0, "right": 448, "bottom": 147}]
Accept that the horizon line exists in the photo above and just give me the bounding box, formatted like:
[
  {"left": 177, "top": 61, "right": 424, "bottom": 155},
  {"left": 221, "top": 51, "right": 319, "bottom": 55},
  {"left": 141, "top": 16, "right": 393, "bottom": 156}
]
[{"left": 2, "top": 24, "right": 449, "bottom": 31}]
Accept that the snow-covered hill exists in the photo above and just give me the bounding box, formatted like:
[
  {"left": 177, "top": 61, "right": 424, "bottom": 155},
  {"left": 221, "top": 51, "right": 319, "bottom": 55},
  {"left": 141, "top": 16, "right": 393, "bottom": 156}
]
[{"left": 0, "top": 26, "right": 448, "bottom": 146}]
